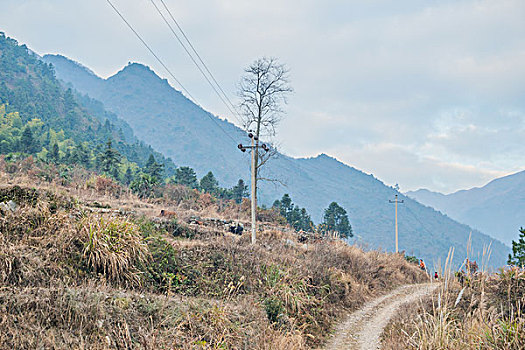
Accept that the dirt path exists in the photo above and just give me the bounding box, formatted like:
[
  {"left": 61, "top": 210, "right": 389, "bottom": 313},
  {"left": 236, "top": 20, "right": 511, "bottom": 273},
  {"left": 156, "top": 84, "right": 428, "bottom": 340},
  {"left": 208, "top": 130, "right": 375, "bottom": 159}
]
[{"left": 324, "top": 283, "right": 439, "bottom": 350}]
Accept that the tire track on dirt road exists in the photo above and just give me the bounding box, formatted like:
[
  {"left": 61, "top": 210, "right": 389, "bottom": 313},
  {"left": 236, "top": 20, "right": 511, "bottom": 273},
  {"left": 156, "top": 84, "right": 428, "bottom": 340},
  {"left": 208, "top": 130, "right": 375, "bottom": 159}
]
[{"left": 325, "top": 283, "right": 439, "bottom": 350}]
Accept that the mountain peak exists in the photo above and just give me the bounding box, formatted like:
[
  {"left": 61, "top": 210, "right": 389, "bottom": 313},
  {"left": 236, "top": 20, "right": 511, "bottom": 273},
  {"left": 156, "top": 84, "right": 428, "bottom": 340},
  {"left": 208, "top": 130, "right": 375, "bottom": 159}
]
[
  {"left": 122, "top": 62, "right": 153, "bottom": 73},
  {"left": 113, "top": 62, "right": 163, "bottom": 82},
  {"left": 109, "top": 62, "right": 179, "bottom": 96},
  {"left": 311, "top": 153, "right": 337, "bottom": 162},
  {"left": 43, "top": 54, "right": 98, "bottom": 78}
]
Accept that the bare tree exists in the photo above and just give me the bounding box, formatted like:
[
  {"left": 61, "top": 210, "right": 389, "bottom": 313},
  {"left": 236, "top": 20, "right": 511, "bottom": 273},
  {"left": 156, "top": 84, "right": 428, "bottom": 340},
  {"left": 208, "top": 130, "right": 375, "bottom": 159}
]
[
  {"left": 237, "top": 57, "right": 292, "bottom": 244},
  {"left": 238, "top": 57, "right": 292, "bottom": 183}
]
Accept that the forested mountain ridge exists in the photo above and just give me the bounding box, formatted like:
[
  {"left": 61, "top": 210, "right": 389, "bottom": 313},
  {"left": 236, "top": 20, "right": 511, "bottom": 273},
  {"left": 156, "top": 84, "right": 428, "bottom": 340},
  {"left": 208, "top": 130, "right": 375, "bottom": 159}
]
[
  {"left": 0, "top": 33, "right": 176, "bottom": 176},
  {"left": 45, "top": 54, "right": 247, "bottom": 187},
  {"left": 407, "top": 170, "right": 525, "bottom": 245},
  {"left": 43, "top": 53, "right": 510, "bottom": 267}
]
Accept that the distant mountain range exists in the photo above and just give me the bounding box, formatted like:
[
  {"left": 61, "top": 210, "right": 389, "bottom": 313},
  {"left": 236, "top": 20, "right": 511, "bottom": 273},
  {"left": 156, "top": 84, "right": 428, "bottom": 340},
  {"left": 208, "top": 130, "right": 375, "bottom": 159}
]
[
  {"left": 407, "top": 171, "right": 525, "bottom": 245},
  {"left": 42, "top": 54, "right": 510, "bottom": 267}
]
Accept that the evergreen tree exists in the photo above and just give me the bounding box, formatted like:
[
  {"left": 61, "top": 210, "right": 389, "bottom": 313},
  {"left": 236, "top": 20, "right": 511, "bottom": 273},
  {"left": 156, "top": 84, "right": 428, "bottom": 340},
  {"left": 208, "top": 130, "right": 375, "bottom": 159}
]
[
  {"left": 20, "top": 125, "right": 38, "bottom": 153},
  {"left": 111, "top": 166, "right": 120, "bottom": 181},
  {"left": 75, "top": 143, "right": 91, "bottom": 168},
  {"left": 144, "top": 154, "right": 164, "bottom": 182},
  {"left": 200, "top": 171, "right": 219, "bottom": 194},
  {"left": 64, "top": 88, "right": 76, "bottom": 111},
  {"left": 508, "top": 228, "right": 525, "bottom": 266},
  {"left": 0, "top": 140, "right": 10, "bottom": 153},
  {"left": 298, "top": 208, "right": 314, "bottom": 232},
  {"left": 278, "top": 194, "right": 294, "bottom": 216},
  {"left": 172, "top": 166, "right": 198, "bottom": 188},
  {"left": 48, "top": 142, "right": 59, "bottom": 162},
  {"left": 124, "top": 167, "right": 134, "bottom": 186},
  {"left": 273, "top": 193, "right": 314, "bottom": 232},
  {"left": 232, "top": 179, "right": 248, "bottom": 204},
  {"left": 103, "top": 119, "right": 112, "bottom": 132},
  {"left": 99, "top": 140, "right": 120, "bottom": 175},
  {"left": 321, "top": 202, "right": 352, "bottom": 238}
]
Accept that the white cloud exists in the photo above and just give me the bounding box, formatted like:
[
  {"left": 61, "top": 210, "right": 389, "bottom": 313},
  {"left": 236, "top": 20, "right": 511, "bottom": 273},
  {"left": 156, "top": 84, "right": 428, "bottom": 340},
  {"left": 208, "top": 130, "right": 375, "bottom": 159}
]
[{"left": 1, "top": 0, "right": 524, "bottom": 193}]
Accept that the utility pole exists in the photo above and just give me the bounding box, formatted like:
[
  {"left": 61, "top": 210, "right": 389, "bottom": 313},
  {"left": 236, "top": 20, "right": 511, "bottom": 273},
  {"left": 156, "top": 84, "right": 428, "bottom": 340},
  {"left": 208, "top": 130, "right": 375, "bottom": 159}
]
[
  {"left": 250, "top": 134, "right": 256, "bottom": 244},
  {"left": 389, "top": 194, "right": 404, "bottom": 253},
  {"left": 238, "top": 132, "right": 269, "bottom": 244}
]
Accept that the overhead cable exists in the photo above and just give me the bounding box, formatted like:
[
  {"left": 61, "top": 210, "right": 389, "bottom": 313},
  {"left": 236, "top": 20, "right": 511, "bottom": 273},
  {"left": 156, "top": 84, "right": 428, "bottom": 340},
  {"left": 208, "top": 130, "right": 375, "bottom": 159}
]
[
  {"left": 105, "top": 0, "right": 239, "bottom": 144},
  {"left": 151, "top": 0, "right": 243, "bottom": 125}
]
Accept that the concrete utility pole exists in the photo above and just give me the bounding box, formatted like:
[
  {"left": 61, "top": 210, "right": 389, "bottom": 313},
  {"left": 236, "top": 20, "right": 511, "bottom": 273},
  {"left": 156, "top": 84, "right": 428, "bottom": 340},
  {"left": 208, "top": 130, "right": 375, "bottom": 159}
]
[
  {"left": 389, "top": 194, "right": 404, "bottom": 253},
  {"left": 250, "top": 135, "right": 257, "bottom": 244},
  {"left": 238, "top": 132, "right": 269, "bottom": 244}
]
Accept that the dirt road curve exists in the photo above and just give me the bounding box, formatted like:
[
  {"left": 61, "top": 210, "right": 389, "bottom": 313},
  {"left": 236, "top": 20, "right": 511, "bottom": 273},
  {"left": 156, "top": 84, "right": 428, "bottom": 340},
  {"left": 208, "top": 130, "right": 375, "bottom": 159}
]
[{"left": 324, "top": 283, "right": 439, "bottom": 350}]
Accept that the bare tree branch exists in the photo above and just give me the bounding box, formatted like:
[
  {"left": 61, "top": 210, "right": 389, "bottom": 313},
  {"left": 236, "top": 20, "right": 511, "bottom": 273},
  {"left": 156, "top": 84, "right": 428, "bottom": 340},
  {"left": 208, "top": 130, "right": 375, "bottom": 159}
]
[
  {"left": 237, "top": 57, "right": 292, "bottom": 207},
  {"left": 256, "top": 177, "right": 287, "bottom": 187}
]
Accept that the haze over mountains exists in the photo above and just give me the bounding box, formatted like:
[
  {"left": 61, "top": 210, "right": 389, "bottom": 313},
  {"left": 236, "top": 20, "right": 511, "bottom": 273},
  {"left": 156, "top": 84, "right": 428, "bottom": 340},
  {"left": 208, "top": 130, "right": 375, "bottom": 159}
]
[
  {"left": 407, "top": 171, "right": 525, "bottom": 246},
  {"left": 43, "top": 54, "right": 509, "bottom": 267}
]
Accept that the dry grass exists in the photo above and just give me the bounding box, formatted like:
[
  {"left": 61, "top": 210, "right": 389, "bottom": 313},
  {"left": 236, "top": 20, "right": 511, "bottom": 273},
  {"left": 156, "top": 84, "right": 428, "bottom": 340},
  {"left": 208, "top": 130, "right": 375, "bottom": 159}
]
[
  {"left": 81, "top": 215, "right": 149, "bottom": 286},
  {"left": 383, "top": 249, "right": 525, "bottom": 349},
  {"left": 0, "top": 285, "right": 306, "bottom": 349},
  {"left": 0, "top": 159, "right": 429, "bottom": 349}
]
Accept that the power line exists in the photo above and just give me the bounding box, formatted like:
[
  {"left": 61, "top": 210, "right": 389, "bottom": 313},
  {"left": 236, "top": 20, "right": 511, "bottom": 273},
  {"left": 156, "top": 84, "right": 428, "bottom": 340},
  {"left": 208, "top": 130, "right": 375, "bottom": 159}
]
[
  {"left": 148, "top": 0, "right": 235, "bottom": 116},
  {"left": 105, "top": 0, "right": 193, "bottom": 101},
  {"left": 156, "top": 0, "right": 243, "bottom": 125},
  {"left": 105, "top": 0, "right": 239, "bottom": 145}
]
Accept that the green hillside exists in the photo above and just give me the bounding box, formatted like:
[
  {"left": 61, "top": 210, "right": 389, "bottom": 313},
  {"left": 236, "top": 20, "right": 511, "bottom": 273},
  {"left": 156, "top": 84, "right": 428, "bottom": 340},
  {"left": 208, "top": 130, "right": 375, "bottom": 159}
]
[{"left": 0, "top": 32, "right": 176, "bottom": 178}]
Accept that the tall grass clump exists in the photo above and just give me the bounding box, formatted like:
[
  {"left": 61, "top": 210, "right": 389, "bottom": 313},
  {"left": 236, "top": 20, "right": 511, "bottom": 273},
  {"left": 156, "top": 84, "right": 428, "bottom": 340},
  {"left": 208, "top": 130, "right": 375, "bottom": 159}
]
[
  {"left": 384, "top": 242, "right": 525, "bottom": 350},
  {"left": 81, "top": 215, "right": 149, "bottom": 285}
]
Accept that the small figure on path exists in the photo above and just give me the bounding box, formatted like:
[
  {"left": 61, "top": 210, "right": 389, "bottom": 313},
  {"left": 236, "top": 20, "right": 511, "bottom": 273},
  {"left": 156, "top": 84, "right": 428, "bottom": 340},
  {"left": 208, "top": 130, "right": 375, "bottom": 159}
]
[{"left": 419, "top": 259, "right": 426, "bottom": 271}]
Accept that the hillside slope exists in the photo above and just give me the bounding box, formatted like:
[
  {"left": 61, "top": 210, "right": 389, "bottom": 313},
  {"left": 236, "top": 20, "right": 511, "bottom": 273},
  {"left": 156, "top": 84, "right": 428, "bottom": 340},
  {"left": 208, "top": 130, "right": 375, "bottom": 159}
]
[
  {"left": 407, "top": 171, "right": 525, "bottom": 245},
  {"left": 0, "top": 33, "right": 176, "bottom": 173},
  {"left": 43, "top": 54, "right": 510, "bottom": 267},
  {"left": 0, "top": 162, "right": 428, "bottom": 349}
]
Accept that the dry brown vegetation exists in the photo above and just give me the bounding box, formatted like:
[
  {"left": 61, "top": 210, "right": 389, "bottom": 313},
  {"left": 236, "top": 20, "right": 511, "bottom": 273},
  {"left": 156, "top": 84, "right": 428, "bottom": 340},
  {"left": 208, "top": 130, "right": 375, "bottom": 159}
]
[
  {"left": 0, "top": 158, "right": 428, "bottom": 349},
  {"left": 383, "top": 251, "right": 525, "bottom": 349}
]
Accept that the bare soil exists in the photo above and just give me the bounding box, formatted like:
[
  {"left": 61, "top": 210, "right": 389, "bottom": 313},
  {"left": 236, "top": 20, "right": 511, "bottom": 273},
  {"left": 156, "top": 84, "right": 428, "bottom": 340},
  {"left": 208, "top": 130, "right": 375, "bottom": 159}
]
[{"left": 325, "top": 283, "right": 439, "bottom": 350}]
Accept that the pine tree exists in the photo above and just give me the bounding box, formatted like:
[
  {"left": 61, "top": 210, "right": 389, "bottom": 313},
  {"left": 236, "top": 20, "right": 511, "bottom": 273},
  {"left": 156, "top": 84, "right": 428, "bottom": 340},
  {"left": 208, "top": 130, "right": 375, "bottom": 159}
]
[
  {"left": 144, "top": 154, "right": 164, "bottom": 182},
  {"left": 273, "top": 193, "right": 314, "bottom": 232},
  {"left": 200, "top": 171, "right": 219, "bottom": 194},
  {"left": 64, "top": 88, "right": 76, "bottom": 111},
  {"left": 20, "top": 125, "right": 37, "bottom": 153},
  {"left": 124, "top": 167, "right": 134, "bottom": 186},
  {"left": 63, "top": 148, "right": 72, "bottom": 164},
  {"left": 172, "top": 166, "right": 198, "bottom": 188},
  {"left": 48, "top": 142, "right": 59, "bottom": 162},
  {"left": 100, "top": 140, "right": 120, "bottom": 175},
  {"left": 508, "top": 228, "right": 525, "bottom": 266},
  {"left": 232, "top": 179, "right": 248, "bottom": 204},
  {"left": 321, "top": 202, "right": 352, "bottom": 238},
  {"left": 75, "top": 143, "right": 91, "bottom": 168}
]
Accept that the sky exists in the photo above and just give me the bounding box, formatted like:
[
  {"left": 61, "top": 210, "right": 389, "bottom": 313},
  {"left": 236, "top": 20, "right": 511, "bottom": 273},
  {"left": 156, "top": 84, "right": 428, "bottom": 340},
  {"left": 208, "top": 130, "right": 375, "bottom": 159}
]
[{"left": 1, "top": 0, "right": 524, "bottom": 193}]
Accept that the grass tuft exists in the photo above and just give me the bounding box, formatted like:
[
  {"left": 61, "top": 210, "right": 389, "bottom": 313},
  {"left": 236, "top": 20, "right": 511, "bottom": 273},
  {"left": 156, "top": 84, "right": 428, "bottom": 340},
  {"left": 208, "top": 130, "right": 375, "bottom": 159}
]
[{"left": 81, "top": 215, "right": 149, "bottom": 286}]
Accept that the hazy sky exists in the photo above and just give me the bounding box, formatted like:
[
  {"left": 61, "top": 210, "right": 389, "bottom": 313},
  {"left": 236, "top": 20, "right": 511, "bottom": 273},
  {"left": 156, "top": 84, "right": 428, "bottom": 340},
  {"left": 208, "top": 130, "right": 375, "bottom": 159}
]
[{"left": 1, "top": 0, "right": 524, "bottom": 193}]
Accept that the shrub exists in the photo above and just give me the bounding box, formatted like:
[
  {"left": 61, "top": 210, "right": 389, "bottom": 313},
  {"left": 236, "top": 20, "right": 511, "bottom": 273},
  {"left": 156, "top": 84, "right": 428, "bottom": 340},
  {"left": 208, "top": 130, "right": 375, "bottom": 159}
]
[{"left": 86, "top": 175, "right": 121, "bottom": 196}]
